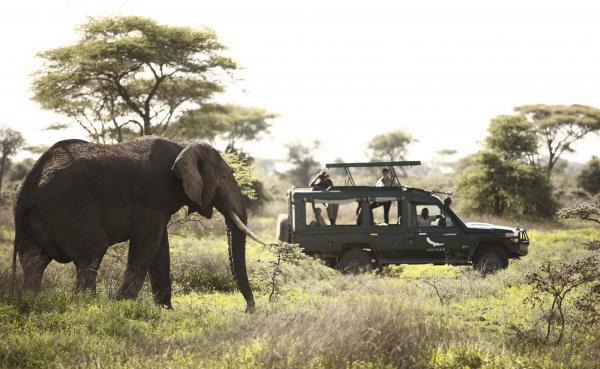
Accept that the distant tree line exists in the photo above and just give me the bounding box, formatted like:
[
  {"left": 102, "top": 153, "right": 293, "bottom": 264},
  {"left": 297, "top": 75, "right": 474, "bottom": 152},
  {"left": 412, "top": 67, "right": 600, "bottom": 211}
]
[
  {"left": 3, "top": 15, "right": 600, "bottom": 221},
  {"left": 457, "top": 105, "right": 600, "bottom": 218}
]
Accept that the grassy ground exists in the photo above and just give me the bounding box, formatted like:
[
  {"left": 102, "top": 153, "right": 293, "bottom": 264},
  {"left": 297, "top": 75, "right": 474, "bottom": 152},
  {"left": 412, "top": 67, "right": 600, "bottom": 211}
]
[{"left": 0, "top": 216, "right": 599, "bottom": 369}]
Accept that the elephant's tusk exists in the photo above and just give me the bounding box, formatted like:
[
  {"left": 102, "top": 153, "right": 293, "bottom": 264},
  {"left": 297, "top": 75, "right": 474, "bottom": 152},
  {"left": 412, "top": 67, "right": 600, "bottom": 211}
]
[{"left": 228, "top": 211, "right": 269, "bottom": 246}]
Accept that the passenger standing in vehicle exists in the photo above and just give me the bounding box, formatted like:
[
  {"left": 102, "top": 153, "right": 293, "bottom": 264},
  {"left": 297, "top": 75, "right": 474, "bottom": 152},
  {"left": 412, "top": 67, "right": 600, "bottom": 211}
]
[
  {"left": 309, "top": 170, "right": 339, "bottom": 225},
  {"left": 370, "top": 168, "right": 399, "bottom": 224}
]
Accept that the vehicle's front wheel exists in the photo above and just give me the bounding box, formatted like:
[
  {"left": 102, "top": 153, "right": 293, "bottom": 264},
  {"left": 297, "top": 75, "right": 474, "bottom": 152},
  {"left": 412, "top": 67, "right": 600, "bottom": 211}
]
[
  {"left": 338, "top": 249, "right": 373, "bottom": 274},
  {"left": 472, "top": 246, "right": 509, "bottom": 275}
]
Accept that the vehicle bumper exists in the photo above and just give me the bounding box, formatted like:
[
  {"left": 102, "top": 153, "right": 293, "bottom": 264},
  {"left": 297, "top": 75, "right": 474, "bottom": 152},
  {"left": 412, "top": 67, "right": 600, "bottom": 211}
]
[
  {"left": 509, "top": 241, "right": 528, "bottom": 256},
  {"left": 508, "top": 230, "right": 529, "bottom": 256}
]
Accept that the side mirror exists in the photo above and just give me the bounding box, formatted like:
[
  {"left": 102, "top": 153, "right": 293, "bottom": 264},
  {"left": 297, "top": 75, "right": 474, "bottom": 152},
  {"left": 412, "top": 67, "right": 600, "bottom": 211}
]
[{"left": 438, "top": 217, "right": 447, "bottom": 227}]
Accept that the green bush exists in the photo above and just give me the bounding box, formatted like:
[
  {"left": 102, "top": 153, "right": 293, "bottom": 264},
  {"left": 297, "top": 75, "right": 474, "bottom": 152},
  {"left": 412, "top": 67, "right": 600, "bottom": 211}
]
[
  {"left": 577, "top": 156, "right": 600, "bottom": 195},
  {"left": 456, "top": 151, "right": 557, "bottom": 218}
]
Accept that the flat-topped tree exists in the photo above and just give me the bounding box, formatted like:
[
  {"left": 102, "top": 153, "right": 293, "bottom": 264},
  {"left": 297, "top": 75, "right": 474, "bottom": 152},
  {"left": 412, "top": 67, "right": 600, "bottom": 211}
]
[
  {"left": 515, "top": 104, "right": 600, "bottom": 173},
  {"left": 168, "top": 104, "right": 276, "bottom": 151},
  {"left": 32, "top": 16, "right": 236, "bottom": 142}
]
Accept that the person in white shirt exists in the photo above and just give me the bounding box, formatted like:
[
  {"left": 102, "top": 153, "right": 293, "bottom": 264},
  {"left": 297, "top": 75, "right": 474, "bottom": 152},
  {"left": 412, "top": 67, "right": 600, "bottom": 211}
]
[
  {"left": 376, "top": 168, "right": 400, "bottom": 187},
  {"left": 417, "top": 207, "right": 433, "bottom": 226},
  {"left": 370, "top": 168, "right": 399, "bottom": 224}
]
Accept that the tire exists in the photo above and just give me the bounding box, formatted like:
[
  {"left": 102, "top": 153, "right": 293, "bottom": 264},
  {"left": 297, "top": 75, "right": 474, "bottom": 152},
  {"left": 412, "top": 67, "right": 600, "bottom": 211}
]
[
  {"left": 472, "top": 246, "right": 509, "bottom": 275},
  {"left": 276, "top": 213, "right": 289, "bottom": 242},
  {"left": 338, "top": 249, "right": 373, "bottom": 274}
]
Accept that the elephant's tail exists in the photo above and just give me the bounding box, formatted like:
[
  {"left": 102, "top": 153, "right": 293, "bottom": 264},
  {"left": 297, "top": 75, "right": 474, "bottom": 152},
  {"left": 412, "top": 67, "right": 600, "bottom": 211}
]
[{"left": 11, "top": 235, "right": 17, "bottom": 294}]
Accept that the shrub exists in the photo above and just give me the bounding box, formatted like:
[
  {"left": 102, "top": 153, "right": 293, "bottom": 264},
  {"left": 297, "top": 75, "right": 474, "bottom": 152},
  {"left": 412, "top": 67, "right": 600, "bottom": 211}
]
[
  {"left": 525, "top": 256, "right": 600, "bottom": 343},
  {"left": 456, "top": 151, "right": 556, "bottom": 218},
  {"left": 577, "top": 156, "right": 600, "bottom": 195}
]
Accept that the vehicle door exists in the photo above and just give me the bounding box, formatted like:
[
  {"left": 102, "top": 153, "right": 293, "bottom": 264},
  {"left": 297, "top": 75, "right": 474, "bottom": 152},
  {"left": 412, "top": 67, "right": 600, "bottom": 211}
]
[
  {"left": 366, "top": 196, "right": 405, "bottom": 259},
  {"left": 404, "top": 201, "right": 461, "bottom": 261},
  {"left": 294, "top": 197, "right": 370, "bottom": 256}
]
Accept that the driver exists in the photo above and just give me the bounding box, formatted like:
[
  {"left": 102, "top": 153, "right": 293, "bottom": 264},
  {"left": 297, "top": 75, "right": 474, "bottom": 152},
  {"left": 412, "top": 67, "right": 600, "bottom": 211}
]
[{"left": 417, "top": 207, "right": 432, "bottom": 226}]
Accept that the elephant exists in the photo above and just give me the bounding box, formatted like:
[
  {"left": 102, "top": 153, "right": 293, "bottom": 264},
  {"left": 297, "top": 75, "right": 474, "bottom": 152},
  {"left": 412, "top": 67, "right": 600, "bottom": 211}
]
[{"left": 11, "top": 136, "right": 267, "bottom": 312}]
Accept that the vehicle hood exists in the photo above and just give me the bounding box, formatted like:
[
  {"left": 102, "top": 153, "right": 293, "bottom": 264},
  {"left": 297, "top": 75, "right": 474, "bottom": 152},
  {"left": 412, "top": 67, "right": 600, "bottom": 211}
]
[{"left": 464, "top": 222, "right": 519, "bottom": 234}]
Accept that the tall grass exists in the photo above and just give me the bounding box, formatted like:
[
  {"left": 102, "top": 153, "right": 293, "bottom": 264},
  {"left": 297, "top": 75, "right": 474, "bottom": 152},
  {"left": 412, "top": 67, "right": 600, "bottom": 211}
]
[{"left": 0, "top": 220, "right": 599, "bottom": 368}]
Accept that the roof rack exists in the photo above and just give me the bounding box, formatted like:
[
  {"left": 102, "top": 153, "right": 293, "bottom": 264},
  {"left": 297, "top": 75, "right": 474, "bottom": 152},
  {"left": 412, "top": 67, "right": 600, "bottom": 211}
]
[{"left": 325, "top": 161, "right": 421, "bottom": 186}]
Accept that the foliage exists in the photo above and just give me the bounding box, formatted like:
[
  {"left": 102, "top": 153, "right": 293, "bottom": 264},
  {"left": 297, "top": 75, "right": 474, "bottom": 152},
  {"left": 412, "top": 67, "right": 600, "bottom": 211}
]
[
  {"left": 0, "top": 126, "right": 25, "bottom": 194},
  {"left": 515, "top": 104, "right": 600, "bottom": 173},
  {"left": 221, "top": 151, "right": 257, "bottom": 200},
  {"left": 168, "top": 104, "right": 276, "bottom": 150},
  {"left": 367, "top": 129, "right": 414, "bottom": 163},
  {"left": 576, "top": 156, "right": 600, "bottom": 195},
  {"left": 32, "top": 16, "right": 236, "bottom": 142},
  {"left": 456, "top": 151, "right": 557, "bottom": 217},
  {"left": 484, "top": 115, "right": 538, "bottom": 163},
  {"left": 557, "top": 199, "right": 600, "bottom": 225},
  {"left": 224, "top": 147, "right": 270, "bottom": 212},
  {"left": 7, "top": 158, "right": 34, "bottom": 182},
  {"left": 283, "top": 140, "right": 322, "bottom": 186},
  {"left": 525, "top": 256, "right": 600, "bottom": 343},
  {"left": 258, "top": 242, "right": 305, "bottom": 301}
]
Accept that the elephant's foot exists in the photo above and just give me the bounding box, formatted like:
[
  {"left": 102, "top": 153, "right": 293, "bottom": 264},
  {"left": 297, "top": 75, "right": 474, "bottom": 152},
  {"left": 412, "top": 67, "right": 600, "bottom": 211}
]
[
  {"left": 116, "top": 270, "right": 146, "bottom": 300},
  {"left": 20, "top": 252, "right": 51, "bottom": 291},
  {"left": 75, "top": 260, "right": 100, "bottom": 293}
]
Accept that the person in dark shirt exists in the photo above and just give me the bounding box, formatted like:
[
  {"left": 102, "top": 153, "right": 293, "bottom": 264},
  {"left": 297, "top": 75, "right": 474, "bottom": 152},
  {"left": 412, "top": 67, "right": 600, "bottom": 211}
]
[
  {"left": 309, "top": 170, "right": 338, "bottom": 225},
  {"left": 309, "top": 170, "right": 333, "bottom": 189}
]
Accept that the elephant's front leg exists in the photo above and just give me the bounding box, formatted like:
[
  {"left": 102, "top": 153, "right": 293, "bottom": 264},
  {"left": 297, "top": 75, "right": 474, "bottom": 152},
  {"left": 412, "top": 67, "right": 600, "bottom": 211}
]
[
  {"left": 117, "top": 214, "right": 167, "bottom": 301},
  {"left": 149, "top": 229, "right": 172, "bottom": 308}
]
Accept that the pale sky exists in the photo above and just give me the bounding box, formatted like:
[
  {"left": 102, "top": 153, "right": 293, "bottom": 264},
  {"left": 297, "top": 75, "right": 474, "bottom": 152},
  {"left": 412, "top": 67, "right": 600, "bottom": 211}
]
[{"left": 1, "top": 0, "right": 599, "bottom": 164}]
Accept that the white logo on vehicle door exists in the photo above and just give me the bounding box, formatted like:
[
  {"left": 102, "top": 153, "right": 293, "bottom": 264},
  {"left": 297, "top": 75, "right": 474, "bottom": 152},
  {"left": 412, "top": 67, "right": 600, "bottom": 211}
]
[{"left": 426, "top": 237, "right": 445, "bottom": 247}]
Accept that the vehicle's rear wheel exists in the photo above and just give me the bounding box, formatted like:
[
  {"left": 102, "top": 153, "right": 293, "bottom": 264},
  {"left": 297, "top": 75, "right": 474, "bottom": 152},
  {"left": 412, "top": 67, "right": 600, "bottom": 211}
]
[
  {"left": 276, "top": 213, "right": 289, "bottom": 242},
  {"left": 472, "top": 246, "right": 508, "bottom": 275},
  {"left": 338, "top": 249, "right": 373, "bottom": 274}
]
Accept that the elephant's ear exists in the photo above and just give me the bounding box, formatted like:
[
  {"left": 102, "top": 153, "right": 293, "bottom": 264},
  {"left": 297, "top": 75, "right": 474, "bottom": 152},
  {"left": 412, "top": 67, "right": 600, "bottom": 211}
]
[{"left": 172, "top": 145, "right": 214, "bottom": 218}]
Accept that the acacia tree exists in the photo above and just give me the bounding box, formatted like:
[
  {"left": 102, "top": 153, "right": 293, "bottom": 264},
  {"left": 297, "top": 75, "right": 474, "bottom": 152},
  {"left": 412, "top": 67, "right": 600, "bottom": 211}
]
[
  {"left": 284, "top": 141, "right": 322, "bottom": 186},
  {"left": 577, "top": 157, "right": 600, "bottom": 195},
  {"left": 367, "top": 129, "right": 414, "bottom": 162},
  {"left": 169, "top": 104, "right": 276, "bottom": 150},
  {"left": 0, "top": 127, "right": 25, "bottom": 194},
  {"left": 515, "top": 105, "right": 600, "bottom": 173},
  {"left": 32, "top": 16, "right": 236, "bottom": 142},
  {"left": 456, "top": 114, "right": 556, "bottom": 218},
  {"left": 484, "top": 115, "right": 538, "bottom": 164},
  {"left": 558, "top": 199, "right": 600, "bottom": 225},
  {"left": 456, "top": 151, "right": 556, "bottom": 217}
]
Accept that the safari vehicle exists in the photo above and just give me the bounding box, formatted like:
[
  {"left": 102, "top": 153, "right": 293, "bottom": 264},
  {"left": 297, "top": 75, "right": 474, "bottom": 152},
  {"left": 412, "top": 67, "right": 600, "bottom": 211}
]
[{"left": 276, "top": 161, "right": 529, "bottom": 274}]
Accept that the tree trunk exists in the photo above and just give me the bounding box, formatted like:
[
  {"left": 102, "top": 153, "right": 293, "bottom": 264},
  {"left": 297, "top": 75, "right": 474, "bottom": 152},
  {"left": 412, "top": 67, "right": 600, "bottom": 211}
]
[
  {"left": 0, "top": 148, "right": 8, "bottom": 196},
  {"left": 143, "top": 117, "right": 152, "bottom": 136}
]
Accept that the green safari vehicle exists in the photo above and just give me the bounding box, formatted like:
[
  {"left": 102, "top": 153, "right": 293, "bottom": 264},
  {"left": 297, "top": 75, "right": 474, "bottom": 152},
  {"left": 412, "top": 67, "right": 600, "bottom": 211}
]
[{"left": 276, "top": 161, "right": 529, "bottom": 273}]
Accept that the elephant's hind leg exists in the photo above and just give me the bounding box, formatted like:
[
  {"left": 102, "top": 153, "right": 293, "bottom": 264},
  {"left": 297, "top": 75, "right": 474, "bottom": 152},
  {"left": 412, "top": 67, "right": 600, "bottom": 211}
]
[
  {"left": 18, "top": 245, "right": 51, "bottom": 291},
  {"left": 149, "top": 229, "right": 172, "bottom": 308}
]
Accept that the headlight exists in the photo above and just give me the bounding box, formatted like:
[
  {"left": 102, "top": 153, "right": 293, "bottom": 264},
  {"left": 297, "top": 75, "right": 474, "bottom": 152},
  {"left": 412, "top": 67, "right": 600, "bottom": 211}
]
[{"left": 504, "top": 232, "right": 518, "bottom": 242}]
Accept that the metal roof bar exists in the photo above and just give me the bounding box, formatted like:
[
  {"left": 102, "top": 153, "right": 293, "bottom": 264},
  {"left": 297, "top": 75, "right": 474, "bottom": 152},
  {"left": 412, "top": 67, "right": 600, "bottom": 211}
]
[{"left": 326, "top": 161, "right": 421, "bottom": 168}]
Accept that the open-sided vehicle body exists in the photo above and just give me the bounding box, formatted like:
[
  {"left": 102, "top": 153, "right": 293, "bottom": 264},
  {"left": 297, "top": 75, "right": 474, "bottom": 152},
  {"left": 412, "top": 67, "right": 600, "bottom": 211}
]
[{"left": 276, "top": 161, "right": 529, "bottom": 273}]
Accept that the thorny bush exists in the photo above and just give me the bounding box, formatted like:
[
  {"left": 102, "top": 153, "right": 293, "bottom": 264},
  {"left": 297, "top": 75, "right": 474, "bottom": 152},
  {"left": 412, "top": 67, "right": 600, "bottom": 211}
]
[{"left": 525, "top": 256, "right": 600, "bottom": 343}]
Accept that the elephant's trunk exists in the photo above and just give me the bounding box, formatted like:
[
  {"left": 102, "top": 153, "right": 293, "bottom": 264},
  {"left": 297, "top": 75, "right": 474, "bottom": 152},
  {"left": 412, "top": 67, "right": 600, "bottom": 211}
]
[{"left": 225, "top": 212, "right": 255, "bottom": 313}]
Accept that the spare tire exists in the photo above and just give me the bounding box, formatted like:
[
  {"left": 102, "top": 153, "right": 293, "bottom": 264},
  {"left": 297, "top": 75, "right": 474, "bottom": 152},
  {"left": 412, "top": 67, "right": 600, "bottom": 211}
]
[{"left": 276, "top": 213, "right": 290, "bottom": 242}]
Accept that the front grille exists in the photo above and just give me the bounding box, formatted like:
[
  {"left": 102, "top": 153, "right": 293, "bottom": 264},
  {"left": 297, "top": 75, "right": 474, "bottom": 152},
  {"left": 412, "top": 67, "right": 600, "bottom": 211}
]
[{"left": 518, "top": 230, "right": 529, "bottom": 242}]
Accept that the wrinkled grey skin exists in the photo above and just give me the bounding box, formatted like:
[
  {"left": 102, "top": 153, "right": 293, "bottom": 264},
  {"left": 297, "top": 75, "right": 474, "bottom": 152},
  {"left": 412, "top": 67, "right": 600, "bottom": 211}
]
[{"left": 12, "top": 137, "right": 254, "bottom": 311}]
